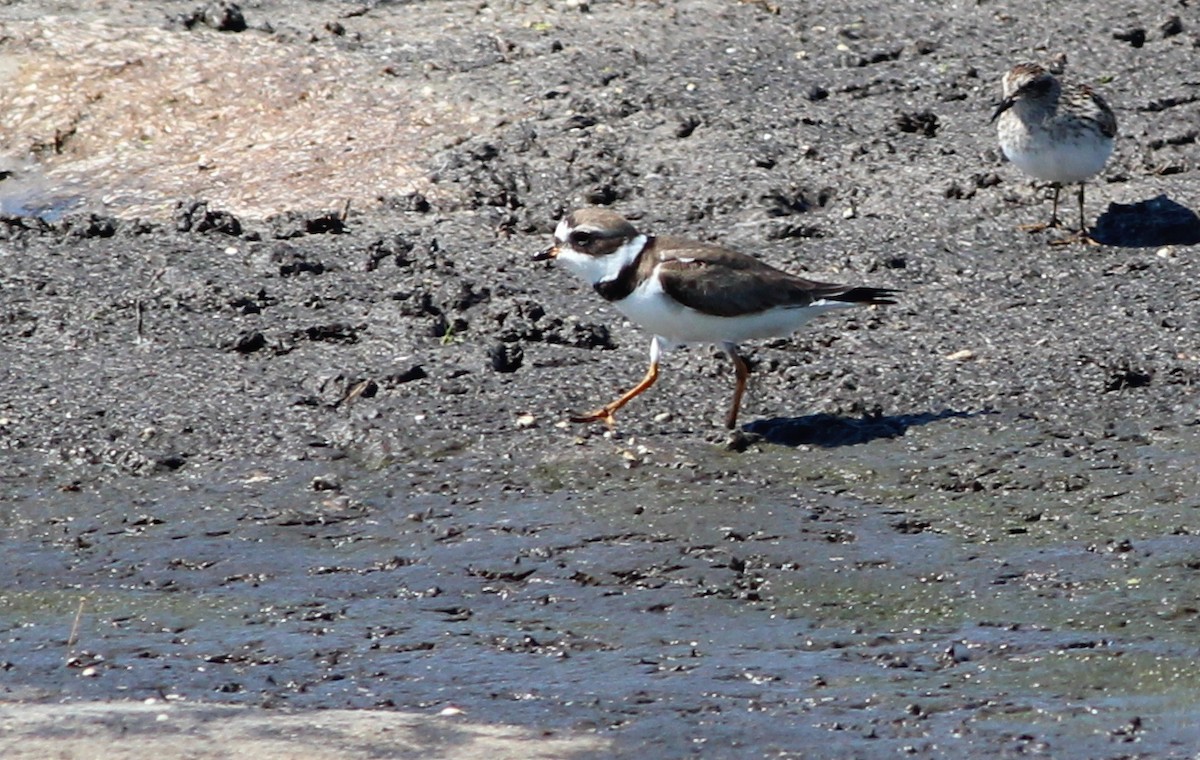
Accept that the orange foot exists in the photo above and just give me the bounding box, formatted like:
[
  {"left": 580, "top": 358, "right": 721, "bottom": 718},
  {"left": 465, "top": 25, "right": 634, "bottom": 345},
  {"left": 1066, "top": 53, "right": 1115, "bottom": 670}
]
[{"left": 569, "top": 408, "right": 617, "bottom": 428}]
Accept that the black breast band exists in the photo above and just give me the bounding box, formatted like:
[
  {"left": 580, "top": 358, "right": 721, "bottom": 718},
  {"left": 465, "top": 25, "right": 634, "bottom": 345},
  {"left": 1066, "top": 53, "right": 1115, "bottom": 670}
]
[{"left": 593, "top": 236, "right": 653, "bottom": 302}]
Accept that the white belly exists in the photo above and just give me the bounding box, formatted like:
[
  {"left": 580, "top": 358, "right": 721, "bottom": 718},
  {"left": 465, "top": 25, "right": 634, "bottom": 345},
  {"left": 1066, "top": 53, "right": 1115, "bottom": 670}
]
[
  {"left": 999, "top": 113, "right": 1113, "bottom": 184},
  {"left": 1004, "top": 137, "right": 1112, "bottom": 183}
]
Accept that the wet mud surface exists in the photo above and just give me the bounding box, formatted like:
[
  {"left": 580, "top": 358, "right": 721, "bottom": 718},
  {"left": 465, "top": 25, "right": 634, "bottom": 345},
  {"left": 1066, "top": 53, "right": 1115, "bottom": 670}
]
[{"left": 2, "top": 0, "right": 1200, "bottom": 757}]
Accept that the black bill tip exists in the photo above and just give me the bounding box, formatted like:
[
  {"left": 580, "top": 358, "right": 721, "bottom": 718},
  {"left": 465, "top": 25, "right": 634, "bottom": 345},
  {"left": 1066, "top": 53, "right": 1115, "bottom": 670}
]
[{"left": 990, "top": 97, "right": 1014, "bottom": 123}]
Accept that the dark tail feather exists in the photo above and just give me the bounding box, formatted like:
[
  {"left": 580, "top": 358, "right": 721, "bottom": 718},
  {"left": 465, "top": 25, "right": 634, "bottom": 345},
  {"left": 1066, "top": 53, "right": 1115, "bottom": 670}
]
[{"left": 830, "top": 286, "right": 898, "bottom": 306}]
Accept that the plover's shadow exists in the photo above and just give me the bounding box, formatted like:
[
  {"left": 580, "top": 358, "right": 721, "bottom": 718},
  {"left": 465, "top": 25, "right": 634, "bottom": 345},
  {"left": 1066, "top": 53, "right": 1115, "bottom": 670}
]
[
  {"left": 1092, "top": 194, "right": 1200, "bottom": 247},
  {"left": 743, "top": 409, "right": 983, "bottom": 448}
]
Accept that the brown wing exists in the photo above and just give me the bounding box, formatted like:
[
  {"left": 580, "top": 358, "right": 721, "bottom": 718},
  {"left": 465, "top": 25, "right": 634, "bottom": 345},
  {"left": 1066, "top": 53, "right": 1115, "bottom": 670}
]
[{"left": 651, "top": 237, "right": 895, "bottom": 318}]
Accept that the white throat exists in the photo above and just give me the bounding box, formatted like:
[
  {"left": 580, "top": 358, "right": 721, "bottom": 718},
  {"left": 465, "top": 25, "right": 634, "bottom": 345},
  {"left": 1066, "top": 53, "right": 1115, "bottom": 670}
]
[{"left": 557, "top": 233, "right": 648, "bottom": 286}]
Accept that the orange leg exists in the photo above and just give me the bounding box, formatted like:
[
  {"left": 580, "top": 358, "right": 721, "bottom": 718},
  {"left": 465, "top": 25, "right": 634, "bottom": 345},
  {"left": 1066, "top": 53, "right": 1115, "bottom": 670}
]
[
  {"left": 723, "top": 344, "right": 750, "bottom": 430},
  {"left": 571, "top": 337, "right": 662, "bottom": 428}
]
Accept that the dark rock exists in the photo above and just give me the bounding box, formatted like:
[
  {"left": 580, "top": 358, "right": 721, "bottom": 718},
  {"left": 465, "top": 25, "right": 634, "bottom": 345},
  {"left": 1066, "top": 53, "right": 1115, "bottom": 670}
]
[
  {"left": 1160, "top": 15, "right": 1184, "bottom": 38},
  {"left": 804, "top": 85, "right": 829, "bottom": 101},
  {"left": 761, "top": 185, "right": 834, "bottom": 216},
  {"left": 176, "top": 2, "right": 247, "bottom": 31},
  {"left": 0, "top": 214, "right": 53, "bottom": 240},
  {"left": 1104, "top": 362, "right": 1153, "bottom": 392},
  {"left": 268, "top": 244, "right": 327, "bottom": 277},
  {"left": 153, "top": 453, "right": 188, "bottom": 472},
  {"left": 365, "top": 234, "right": 416, "bottom": 271},
  {"left": 488, "top": 342, "right": 524, "bottom": 373},
  {"left": 175, "top": 201, "right": 242, "bottom": 236},
  {"left": 387, "top": 365, "right": 427, "bottom": 385},
  {"left": 58, "top": 213, "right": 118, "bottom": 239},
  {"left": 378, "top": 192, "right": 431, "bottom": 213},
  {"left": 204, "top": 2, "right": 246, "bottom": 31},
  {"left": 267, "top": 210, "right": 348, "bottom": 239},
  {"left": 300, "top": 323, "right": 360, "bottom": 344},
  {"left": 1113, "top": 27, "right": 1147, "bottom": 47},
  {"left": 543, "top": 320, "right": 614, "bottom": 350},
  {"left": 231, "top": 331, "right": 266, "bottom": 353},
  {"left": 429, "top": 315, "right": 468, "bottom": 339},
  {"left": 674, "top": 115, "right": 701, "bottom": 139},
  {"left": 764, "top": 222, "right": 823, "bottom": 240},
  {"left": 894, "top": 109, "right": 939, "bottom": 137}
]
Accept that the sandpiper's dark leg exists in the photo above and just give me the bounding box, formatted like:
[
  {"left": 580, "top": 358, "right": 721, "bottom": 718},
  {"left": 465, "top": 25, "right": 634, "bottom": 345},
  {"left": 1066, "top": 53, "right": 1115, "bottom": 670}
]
[
  {"left": 722, "top": 344, "right": 751, "bottom": 430},
  {"left": 1019, "top": 183, "right": 1063, "bottom": 233},
  {"left": 1049, "top": 182, "right": 1101, "bottom": 246},
  {"left": 571, "top": 337, "right": 661, "bottom": 428},
  {"left": 1077, "top": 181, "right": 1086, "bottom": 233}
]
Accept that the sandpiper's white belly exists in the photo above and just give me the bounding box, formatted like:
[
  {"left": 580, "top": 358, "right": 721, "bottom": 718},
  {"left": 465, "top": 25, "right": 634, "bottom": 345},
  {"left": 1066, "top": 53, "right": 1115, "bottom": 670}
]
[
  {"left": 613, "top": 269, "right": 849, "bottom": 346},
  {"left": 999, "top": 113, "right": 1113, "bottom": 184},
  {"left": 1003, "top": 135, "right": 1112, "bottom": 183}
]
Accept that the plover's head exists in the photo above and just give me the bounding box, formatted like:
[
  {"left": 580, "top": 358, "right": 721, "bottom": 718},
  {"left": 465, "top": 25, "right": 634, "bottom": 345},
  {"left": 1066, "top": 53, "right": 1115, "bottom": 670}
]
[
  {"left": 533, "top": 208, "right": 646, "bottom": 285},
  {"left": 992, "top": 62, "right": 1059, "bottom": 121}
]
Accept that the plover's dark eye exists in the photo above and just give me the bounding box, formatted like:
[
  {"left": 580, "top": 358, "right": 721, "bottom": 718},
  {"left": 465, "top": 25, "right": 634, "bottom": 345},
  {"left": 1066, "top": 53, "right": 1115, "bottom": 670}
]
[{"left": 569, "top": 230, "right": 594, "bottom": 247}]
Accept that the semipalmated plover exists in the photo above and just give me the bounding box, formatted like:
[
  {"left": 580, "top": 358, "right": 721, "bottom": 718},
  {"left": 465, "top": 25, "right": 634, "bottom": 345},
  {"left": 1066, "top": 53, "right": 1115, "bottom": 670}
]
[
  {"left": 533, "top": 208, "right": 896, "bottom": 429},
  {"left": 992, "top": 62, "right": 1118, "bottom": 245}
]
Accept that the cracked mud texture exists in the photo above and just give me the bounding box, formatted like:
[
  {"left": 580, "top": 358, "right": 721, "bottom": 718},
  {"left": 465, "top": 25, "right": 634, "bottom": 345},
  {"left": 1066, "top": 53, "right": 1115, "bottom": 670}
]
[{"left": 2, "top": 0, "right": 1200, "bottom": 758}]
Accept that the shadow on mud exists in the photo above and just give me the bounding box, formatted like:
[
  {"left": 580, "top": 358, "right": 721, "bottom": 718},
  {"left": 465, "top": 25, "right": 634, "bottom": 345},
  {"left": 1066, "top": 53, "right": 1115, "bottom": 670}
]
[
  {"left": 743, "top": 408, "right": 983, "bottom": 447},
  {"left": 1092, "top": 194, "right": 1200, "bottom": 247}
]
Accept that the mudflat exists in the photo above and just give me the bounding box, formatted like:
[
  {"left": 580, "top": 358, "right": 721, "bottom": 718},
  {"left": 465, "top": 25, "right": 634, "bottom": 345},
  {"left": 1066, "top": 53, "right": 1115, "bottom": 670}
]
[{"left": 2, "top": 1, "right": 1199, "bottom": 757}]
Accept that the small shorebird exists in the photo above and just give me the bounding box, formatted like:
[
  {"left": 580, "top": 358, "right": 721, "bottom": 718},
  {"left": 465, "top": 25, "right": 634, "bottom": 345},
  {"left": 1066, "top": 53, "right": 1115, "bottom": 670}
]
[
  {"left": 533, "top": 208, "right": 896, "bottom": 429},
  {"left": 992, "top": 62, "right": 1118, "bottom": 245}
]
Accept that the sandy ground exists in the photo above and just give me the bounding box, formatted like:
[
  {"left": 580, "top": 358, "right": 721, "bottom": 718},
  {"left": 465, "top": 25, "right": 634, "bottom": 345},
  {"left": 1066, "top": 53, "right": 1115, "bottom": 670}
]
[{"left": 2, "top": 0, "right": 1200, "bottom": 757}]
